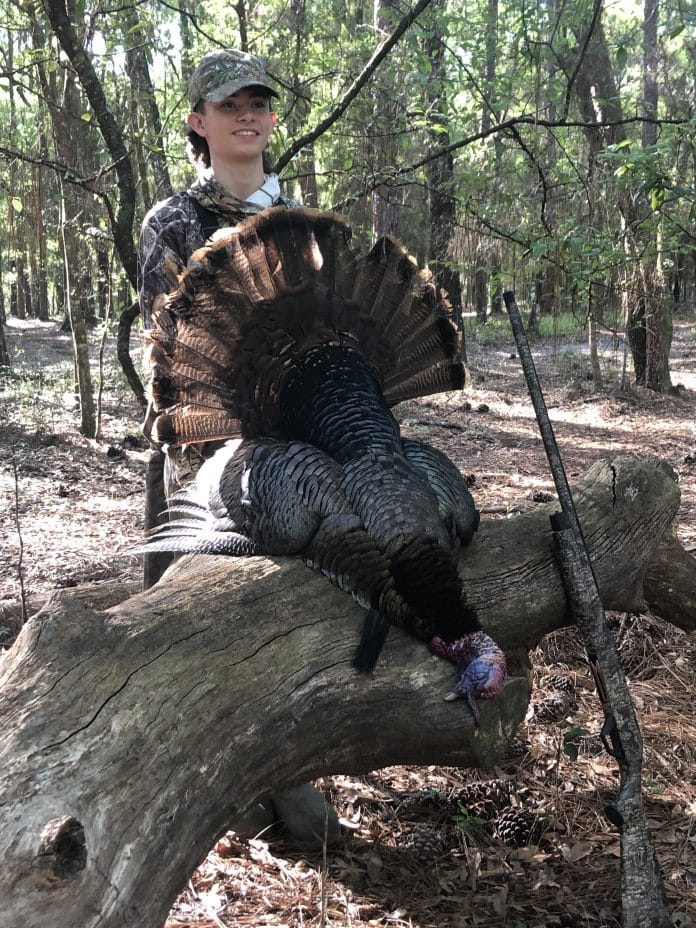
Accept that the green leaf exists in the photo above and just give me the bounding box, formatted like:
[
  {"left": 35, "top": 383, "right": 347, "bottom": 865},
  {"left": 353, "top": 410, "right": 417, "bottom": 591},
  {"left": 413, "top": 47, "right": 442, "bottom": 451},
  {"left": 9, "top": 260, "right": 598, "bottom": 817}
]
[
  {"left": 562, "top": 726, "right": 589, "bottom": 762},
  {"left": 11, "top": 197, "right": 23, "bottom": 214},
  {"left": 650, "top": 186, "right": 665, "bottom": 211},
  {"left": 616, "top": 45, "right": 627, "bottom": 70}
]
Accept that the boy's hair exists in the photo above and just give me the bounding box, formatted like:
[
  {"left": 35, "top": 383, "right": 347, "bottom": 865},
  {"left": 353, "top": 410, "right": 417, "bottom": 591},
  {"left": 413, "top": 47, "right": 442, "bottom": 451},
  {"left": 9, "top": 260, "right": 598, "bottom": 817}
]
[{"left": 186, "top": 97, "right": 275, "bottom": 174}]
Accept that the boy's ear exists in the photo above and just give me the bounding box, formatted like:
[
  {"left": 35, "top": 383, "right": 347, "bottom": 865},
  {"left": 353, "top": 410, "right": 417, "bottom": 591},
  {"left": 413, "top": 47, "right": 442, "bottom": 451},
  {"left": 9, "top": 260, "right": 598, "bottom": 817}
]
[
  {"left": 270, "top": 112, "right": 278, "bottom": 127},
  {"left": 187, "top": 111, "right": 206, "bottom": 135}
]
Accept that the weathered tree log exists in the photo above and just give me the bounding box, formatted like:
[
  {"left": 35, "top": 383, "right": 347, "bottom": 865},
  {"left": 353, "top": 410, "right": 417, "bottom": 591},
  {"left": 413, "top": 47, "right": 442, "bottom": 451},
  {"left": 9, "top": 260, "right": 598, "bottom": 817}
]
[{"left": 0, "top": 456, "right": 691, "bottom": 928}]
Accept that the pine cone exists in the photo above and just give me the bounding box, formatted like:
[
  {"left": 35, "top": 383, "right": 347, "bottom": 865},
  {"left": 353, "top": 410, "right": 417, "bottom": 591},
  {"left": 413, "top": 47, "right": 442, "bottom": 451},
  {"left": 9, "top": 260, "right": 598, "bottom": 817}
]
[
  {"left": 404, "top": 824, "right": 450, "bottom": 858},
  {"left": 534, "top": 675, "right": 577, "bottom": 722},
  {"left": 502, "top": 732, "right": 530, "bottom": 762},
  {"left": 455, "top": 779, "right": 512, "bottom": 821},
  {"left": 493, "top": 808, "right": 542, "bottom": 848},
  {"left": 543, "top": 674, "right": 575, "bottom": 695}
]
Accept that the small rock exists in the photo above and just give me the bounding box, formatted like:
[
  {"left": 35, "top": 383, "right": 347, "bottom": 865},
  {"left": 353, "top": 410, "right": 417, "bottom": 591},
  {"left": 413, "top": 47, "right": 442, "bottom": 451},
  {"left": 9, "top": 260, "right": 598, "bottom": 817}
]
[
  {"left": 476, "top": 403, "right": 489, "bottom": 414},
  {"left": 271, "top": 783, "right": 341, "bottom": 848},
  {"left": 509, "top": 352, "right": 517, "bottom": 360}
]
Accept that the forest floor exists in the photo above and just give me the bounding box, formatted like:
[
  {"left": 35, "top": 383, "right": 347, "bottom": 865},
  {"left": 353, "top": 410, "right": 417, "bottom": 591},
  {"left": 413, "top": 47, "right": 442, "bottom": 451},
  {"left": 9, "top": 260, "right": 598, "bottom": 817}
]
[{"left": 1, "top": 312, "right": 695, "bottom": 928}]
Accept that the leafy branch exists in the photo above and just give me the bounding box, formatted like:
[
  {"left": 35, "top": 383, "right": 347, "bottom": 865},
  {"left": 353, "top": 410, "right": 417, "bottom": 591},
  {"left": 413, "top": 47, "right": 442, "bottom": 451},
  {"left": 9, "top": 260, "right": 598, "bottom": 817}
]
[
  {"left": 331, "top": 113, "right": 691, "bottom": 212},
  {"left": 274, "top": 0, "right": 438, "bottom": 173}
]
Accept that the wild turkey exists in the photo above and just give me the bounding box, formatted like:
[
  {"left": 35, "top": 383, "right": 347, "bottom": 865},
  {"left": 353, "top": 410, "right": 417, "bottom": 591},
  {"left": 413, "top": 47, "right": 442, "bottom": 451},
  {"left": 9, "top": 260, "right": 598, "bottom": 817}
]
[{"left": 142, "top": 207, "right": 506, "bottom": 722}]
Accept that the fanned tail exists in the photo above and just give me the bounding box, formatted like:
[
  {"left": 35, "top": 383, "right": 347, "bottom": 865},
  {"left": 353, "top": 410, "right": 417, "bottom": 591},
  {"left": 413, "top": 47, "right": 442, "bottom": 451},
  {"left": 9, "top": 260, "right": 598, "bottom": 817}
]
[{"left": 146, "top": 207, "right": 465, "bottom": 449}]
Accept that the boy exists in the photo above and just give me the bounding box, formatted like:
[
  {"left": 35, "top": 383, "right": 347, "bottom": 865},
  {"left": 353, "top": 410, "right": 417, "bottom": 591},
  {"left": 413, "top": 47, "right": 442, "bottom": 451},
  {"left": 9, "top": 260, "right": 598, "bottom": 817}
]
[
  {"left": 137, "top": 51, "right": 337, "bottom": 846},
  {"left": 139, "top": 50, "right": 296, "bottom": 588}
]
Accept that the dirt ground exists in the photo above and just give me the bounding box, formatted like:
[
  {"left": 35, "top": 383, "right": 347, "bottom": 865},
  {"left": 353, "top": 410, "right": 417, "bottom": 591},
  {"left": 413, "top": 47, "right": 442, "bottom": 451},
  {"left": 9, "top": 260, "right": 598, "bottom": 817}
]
[{"left": 1, "top": 313, "right": 695, "bottom": 928}]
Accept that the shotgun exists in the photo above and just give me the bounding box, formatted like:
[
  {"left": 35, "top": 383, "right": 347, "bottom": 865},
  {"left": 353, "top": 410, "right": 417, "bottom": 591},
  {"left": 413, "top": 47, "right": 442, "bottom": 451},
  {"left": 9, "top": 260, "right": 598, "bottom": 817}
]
[{"left": 503, "top": 290, "right": 670, "bottom": 928}]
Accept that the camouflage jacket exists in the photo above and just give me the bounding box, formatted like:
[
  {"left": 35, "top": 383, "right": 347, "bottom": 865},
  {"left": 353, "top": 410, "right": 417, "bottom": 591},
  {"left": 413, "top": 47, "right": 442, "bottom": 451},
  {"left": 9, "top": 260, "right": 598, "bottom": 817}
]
[
  {"left": 138, "top": 173, "right": 296, "bottom": 328},
  {"left": 139, "top": 173, "right": 297, "bottom": 486}
]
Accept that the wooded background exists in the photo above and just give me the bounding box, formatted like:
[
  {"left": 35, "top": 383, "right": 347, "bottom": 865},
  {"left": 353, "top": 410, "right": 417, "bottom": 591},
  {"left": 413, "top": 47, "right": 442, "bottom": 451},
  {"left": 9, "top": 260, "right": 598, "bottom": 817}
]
[{"left": 1, "top": 0, "right": 694, "bottom": 433}]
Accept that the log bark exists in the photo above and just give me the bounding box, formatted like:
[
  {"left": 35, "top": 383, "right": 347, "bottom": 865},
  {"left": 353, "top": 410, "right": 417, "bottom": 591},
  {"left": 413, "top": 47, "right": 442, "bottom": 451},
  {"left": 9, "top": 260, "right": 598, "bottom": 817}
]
[{"left": 0, "top": 455, "right": 690, "bottom": 928}]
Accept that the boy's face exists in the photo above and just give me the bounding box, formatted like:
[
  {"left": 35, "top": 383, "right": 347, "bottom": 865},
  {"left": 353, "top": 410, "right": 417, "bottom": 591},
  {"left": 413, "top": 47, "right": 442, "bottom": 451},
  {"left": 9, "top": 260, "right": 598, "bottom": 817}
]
[{"left": 187, "top": 87, "right": 277, "bottom": 166}]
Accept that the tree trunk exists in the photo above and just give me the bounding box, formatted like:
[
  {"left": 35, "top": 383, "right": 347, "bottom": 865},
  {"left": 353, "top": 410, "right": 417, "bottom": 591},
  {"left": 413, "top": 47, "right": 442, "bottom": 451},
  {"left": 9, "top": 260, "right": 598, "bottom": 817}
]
[
  {"left": 371, "top": 0, "right": 402, "bottom": 238},
  {"left": 422, "top": 22, "right": 464, "bottom": 326},
  {"left": 588, "top": 285, "right": 603, "bottom": 387},
  {"left": 60, "top": 188, "right": 97, "bottom": 438},
  {"left": 15, "top": 256, "right": 26, "bottom": 319},
  {"left": 123, "top": 4, "right": 173, "bottom": 203},
  {"left": 97, "top": 248, "right": 110, "bottom": 320},
  {"left": 43, "top": 0, "right": 138, "bottom": 287},
  {"left": 573, "top": 7, "right": 672, "bottom": 393},
  {"left": 473, "top": 258, "right": 488, "bottom": 323},
  {"left": 0, "top": 240, "right": 5, "bottom": 325},
  {"left": 33, "top": 183, "right": 50, "bottom": 322},
  {"left": 0, "top": 323, "right": 9, "bottom": 368},
  {"left": 470, "top": 0, "right": 499, "bottom": 326},
  {"left": 0, "top": 456, "right": 692, "bottom": 928}
]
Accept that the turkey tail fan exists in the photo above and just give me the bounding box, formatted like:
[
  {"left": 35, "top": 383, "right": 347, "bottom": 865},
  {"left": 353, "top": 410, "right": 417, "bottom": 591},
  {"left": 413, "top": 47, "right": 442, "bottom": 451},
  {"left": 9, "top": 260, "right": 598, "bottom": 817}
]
[{"left": 146, "top": 206, "right": 465, "bottom": 448}]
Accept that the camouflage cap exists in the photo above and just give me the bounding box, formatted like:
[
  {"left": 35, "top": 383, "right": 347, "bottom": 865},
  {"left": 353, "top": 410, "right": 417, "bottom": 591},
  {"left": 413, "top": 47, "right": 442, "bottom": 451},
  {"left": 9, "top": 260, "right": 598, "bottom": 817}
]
[{"left": 187, "top": 49, "right": 279, "bottom": 107}]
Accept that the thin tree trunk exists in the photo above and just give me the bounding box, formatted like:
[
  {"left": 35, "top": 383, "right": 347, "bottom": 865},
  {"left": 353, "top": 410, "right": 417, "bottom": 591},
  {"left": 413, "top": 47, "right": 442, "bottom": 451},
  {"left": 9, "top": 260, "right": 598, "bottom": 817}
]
[
  {"left": 641, "top": 0, "right": 672, "bottom": 392},
  {"left": 0, "top": 322, "right": 9, "bottom": 368},
  {"left": 371, "top": 0, "right": 401, "bottom": 238},
  {"left": 588, "top": 284, "right": 603, "bottom": 387},
  {"left": 33, "top": 164, "right": 50, "bottom": 321},
  {"left": 573, "top": 10, "right": 672, "bottom": 392},
  {"left": 60, "top": 185, "right": 97, "bottom": 438},
  {"left": 0, "top": 242, "right": 9, "bottom": 364},
  {"left": 287, "top": 0, "right": 319, "bottom": 207},
  {"left": 123, "top": 4, "right": 172, "bottom": 202},
  {"left": 469, "top": 0, "right": 499, "bottom": 324},
  {"left": 422, "top": 23, "right": 463, "bottom": 326},
  {"left": 0, "top": 241, "right": 5, "bottom": 325},
  {"left": 43, "top": 0, "right": 138, "bottom": 287},
  {"left": 15, "top": 257, "right": 26, "bottom": 320}
]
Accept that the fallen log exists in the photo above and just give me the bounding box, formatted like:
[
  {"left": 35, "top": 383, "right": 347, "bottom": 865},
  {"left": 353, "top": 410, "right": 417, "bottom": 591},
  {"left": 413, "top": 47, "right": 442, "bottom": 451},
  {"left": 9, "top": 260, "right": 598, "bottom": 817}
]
[{"left": 0, "top": 455, "right": 691, "bottom": 928}]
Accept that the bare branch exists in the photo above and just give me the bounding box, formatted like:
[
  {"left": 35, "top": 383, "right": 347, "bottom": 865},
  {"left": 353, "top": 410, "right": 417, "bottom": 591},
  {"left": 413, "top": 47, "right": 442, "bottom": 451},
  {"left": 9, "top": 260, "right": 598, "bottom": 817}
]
[
  {"left": 0, "top": 143, "right": 122, "bottom": 191},
  {"left": 505, "top": 123, "right": 553, "bottom": 236}
]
